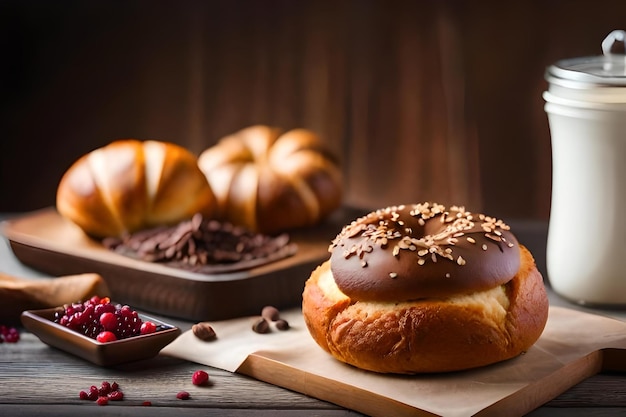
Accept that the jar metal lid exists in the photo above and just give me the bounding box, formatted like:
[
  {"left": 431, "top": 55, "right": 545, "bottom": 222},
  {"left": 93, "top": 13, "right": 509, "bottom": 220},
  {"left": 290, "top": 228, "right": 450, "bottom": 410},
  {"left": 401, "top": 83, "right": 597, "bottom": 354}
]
[{"left": 546, "top": 30, "right": 626, "bottom": 87}]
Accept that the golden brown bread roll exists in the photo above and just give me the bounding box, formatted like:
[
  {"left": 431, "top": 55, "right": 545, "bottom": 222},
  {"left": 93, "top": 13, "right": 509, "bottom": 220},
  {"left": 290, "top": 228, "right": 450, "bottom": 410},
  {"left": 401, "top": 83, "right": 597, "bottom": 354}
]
[
  {"left": 198, "top": 125, "right": 343, "bottom": 234},
  {"left": 302, "top": 203, "right": 549, "bottom": 374},
  {"left": 57, "top": 139, "right": 216, "bottom": 238}
]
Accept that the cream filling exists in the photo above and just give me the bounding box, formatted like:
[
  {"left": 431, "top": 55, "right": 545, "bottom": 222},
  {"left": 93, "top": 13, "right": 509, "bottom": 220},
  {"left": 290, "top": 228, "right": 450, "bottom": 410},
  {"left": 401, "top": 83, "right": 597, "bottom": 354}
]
[{"left": 319, "top": 265, "right": 510, "bottom": 323}]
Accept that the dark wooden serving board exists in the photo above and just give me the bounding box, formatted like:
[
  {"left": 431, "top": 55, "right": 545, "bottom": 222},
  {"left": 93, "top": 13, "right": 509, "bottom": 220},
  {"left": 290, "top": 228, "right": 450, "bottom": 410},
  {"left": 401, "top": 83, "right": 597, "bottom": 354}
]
[{"left": 1, "top": 208, "right": 341, "bottom": 321}]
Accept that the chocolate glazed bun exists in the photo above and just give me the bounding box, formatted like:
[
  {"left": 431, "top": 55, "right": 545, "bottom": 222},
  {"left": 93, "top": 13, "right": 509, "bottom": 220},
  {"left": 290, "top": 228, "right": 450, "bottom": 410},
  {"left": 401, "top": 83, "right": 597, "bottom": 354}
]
[{"left": 302, "top": 202, "right": 549, "bottom": 374}]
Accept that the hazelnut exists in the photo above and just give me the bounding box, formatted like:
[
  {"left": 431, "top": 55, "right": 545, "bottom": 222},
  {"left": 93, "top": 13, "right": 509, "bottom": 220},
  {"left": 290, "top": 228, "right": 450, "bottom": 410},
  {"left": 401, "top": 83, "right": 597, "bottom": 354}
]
[
  {"left": 261, "top": 305, "right": 280, "bottom": 321},
  {"left": 252, "top": 317, "right": 270, "bottom": 334},
  {"left": 192, "top": 322, "right": 217, "bottom": 341},
  {"left": 275, "top": 319, "right": 290, "bottom": 331}
]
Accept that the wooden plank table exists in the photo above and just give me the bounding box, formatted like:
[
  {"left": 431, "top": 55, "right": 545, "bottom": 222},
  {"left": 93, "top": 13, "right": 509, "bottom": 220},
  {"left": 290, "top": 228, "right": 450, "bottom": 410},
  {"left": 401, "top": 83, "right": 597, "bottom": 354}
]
[{"left": 1, "top": 215, "right": 626, "bottom": 416}]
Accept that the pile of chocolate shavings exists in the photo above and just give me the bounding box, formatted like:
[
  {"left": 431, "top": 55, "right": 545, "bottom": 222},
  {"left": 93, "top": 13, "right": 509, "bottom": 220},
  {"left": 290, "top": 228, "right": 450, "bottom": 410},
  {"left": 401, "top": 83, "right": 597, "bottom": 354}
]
[{"left": 102, "top": 213, "right": 297, "bottom": 273}]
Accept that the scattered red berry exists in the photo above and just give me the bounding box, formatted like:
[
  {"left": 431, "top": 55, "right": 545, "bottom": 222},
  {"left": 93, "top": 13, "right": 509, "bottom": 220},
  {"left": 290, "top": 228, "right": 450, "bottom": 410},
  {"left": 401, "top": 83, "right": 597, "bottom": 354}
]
[
  {"left": 86, "top": 386, "right": 99, "bottom": 401},
  {"left": 142, "top": 401, "right": 152, "bottom": 406},
  {"left": 79, "top": 381, "right": 123, "bottom": 406},
  {"left": 0, "top": 325, "right": 20, "bottom": 343},
  {"left": 192, "top": 370, "right": 209, "bottom": 386},
  {"left": 107, "top": 390, "right": 124, "bottom": 401},
  {"left": 176, "top": 391, "right": 190, "bottom": 400},
  {"left": 98, "top": 381, "right": 112, "bottom": 396}
]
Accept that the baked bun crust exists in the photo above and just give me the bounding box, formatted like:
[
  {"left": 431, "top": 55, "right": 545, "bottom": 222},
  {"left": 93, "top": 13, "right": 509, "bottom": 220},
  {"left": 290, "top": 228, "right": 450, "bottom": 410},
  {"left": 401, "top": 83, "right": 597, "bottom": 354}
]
[
  {"left": 302, "top": 203, "right": 549, "bottom": 374},
  {"left": 198, "top": 125, "right": 343, "bottom": 234},
  {"left": 57, "top": 139, "right": 216, "bottom": 238}
]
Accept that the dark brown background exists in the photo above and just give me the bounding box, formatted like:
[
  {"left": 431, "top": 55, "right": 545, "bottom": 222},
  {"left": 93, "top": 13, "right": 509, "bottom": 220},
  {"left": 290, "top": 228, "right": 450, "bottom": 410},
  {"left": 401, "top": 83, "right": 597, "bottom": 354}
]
[{"left": 2, "top": 0, "right": 626, "bottom": 220}]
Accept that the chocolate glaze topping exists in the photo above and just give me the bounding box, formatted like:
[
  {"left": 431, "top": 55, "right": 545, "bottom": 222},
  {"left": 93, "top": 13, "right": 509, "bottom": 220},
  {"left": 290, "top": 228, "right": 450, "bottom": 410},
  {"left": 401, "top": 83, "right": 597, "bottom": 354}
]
[{"left": 329, "top": 203, "right": 520, "bottom": 301}]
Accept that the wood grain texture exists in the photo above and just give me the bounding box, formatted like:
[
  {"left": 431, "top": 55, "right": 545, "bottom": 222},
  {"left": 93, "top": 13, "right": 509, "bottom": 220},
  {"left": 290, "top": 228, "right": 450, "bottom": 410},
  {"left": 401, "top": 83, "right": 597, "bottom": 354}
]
[
  {"left": 0, "top": 331, "right": 342, "bottom": 410},
  {"left": 3, "top": 1, "right": 626, "bottom": 219},
  {"left": 1, "top": 311, "right": 625, "bottom": 416}
]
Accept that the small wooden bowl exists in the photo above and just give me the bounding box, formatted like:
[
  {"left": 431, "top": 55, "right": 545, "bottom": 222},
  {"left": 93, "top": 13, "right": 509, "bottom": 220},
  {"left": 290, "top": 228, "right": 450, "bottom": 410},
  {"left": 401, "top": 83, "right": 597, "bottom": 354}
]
[{"left": 21, "top": 307, "right": 181, "bottom": 366}]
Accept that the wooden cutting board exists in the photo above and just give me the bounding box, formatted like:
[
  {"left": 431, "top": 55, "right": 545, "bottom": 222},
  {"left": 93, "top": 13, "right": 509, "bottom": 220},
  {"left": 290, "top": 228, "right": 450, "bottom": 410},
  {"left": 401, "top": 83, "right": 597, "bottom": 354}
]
[{"left": 162, "top": 306, "right": 626, "bottom": 417}]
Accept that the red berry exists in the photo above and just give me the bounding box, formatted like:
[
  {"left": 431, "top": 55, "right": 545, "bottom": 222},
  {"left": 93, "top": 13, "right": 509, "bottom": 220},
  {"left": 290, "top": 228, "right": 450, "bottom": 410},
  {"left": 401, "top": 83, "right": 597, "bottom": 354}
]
[
  {"left": 140, "top": 321, "right": 157, "bottom": 335},
  {"left": 107, "top": 391, "right": 124, "bottom": 401},
  {"left": 99, "top": 312, "right": 117, "bottom": 331},
  {"left": 96, "top": 331, "right": 117, "bottom": 343},
  {"left": 192, "top": 370, "right": 209, "bottom": 386},
  {"left": 81, "top": 381, "right": 123, "bottom": 403},
  {"left": 71, "top": 311, "right": 84, "bottom": 325},
  {"left": 83, "top": 304, "right": 96, "bottom": 319},
  {"left": 85, "top": 385, "right": 98, "bottom": 401},
  {"left": 176, "top": 391, "right": 190, "bottom": 400},
  {"left": 120, "top": 305, "right": 133, "bottom": 318},
  {"left": 99, "top": 381, "right": 112, "bottom": 396},
  {"left": 3, "top": 328, "right": 19, "bottom": 343},
  {"left": 142, "top": 401, "right": 152, "bottom": 406},
  {"left": 95, "top": 303, "right": 113, "bottom": 316}
]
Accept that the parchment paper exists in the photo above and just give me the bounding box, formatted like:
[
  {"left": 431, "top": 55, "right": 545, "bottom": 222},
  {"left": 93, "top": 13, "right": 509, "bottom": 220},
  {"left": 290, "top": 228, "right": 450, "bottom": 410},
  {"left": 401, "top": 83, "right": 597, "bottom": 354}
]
[{"left": 161, "top": 306, "right": 626, "bottom": 416}]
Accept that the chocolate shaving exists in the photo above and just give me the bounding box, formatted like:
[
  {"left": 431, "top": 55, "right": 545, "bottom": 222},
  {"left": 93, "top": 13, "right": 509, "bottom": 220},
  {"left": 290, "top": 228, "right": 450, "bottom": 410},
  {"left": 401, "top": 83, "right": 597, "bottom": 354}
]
[{"left": 102, "top": 213, "right": 297, "bottom": 273}]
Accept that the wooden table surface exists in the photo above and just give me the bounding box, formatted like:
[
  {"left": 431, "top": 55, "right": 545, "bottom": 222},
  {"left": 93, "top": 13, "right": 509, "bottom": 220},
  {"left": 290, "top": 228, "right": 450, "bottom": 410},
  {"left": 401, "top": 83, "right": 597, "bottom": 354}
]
[{"left": 1, "top": 215, "right": 626, "bottom": 417}]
